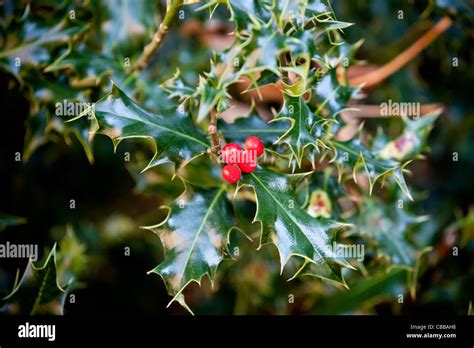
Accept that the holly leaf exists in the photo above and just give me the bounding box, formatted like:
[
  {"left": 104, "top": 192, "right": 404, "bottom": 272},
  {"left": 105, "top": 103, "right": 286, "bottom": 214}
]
[
  {"left": 330, "top": 138, "right": 413, "bottom": 200},
  {"left": 145, "top": 186, "right": 236, "bottom": 313},
  {"left": 237, "top": 167, "right": 352, "bottom": 285},
  {"left": 164, "top": 60, "right": 232, "bottom": 123},
  {"left": 2, "top": 245, "right": 67, "bottom": 315},
  {"left": 24, "top": 107, "right": 94, "bottom": 164},
  {"left": 161, "top": 68, "right": 196, "bottom": 102},
  {"left": 288, "top": 228, "right": 348, "bottom": 287},
  {"left": 73, "top": 83, "right": 209, "bottom": 171},
  {"left": 291, "top": 259, "right": 348, "bottom": 287},
  {"left": 328, "top": 113, "right": 439, "bottom": 199},
  {"left": 274, "top": 95, "right": 329, "bottom": 167},
  {"left": 45, "top": 48, "right": 126, "bottom": 83},
  {"left": 98, "top": 0, "right": 159, "bottom": 55},
  {"left": 195, "top": 73, "right": 228, "bottom": 123},
  {"left": 227, "top": 0, "right": 273, "bottom": 33},
  {"left": 245, "top": 26, "right": 288, "bottom": 75},
  {"left": 56, "top": 226, "right": 87, "bottom": 288},
  {"left": 352, "top": 198, "right": 429, "bottom": 268},
  {"left": 305, "top": 0, "right": 332, "bottom": 17},
  {"left": 0, "top": 16, "right": 89, "bottom": 73},
  {"left": 313, "top": 68, "right": 358, "bottom": 120},
  {"left": 313, "top": 268, "right": 407, "bottom": 314}
]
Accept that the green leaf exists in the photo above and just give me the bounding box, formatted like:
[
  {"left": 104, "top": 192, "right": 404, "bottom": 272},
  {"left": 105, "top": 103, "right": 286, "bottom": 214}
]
[
  {"left": 99, "top": 0, "right": 159, "bottom": 55},
  {"left": 0, "top": 17, "right": 89, "bottom": 71},
  {"left": 145, "top": 186, "right": 236, "bottom": 313},
  {"left": 24, "top": 107, "right": 94, "bottom": 164},
  {"left": 161, "top": 68, "right": 197, "bottom": 101},
  {"left": 78, "top": 83, "right": 209, "bottom": 170},
  {"left": 237, "top": 167, "right": 352, "bottom": 285},
  {"left": 195, "top": 74, "right": 227, "bottom": 123},
  {"left": 45, "top": 48, "right": 126, "bottom": 82},
  {"left": 305, "top": 0, "right": 332, "bottom": 15},
  {"left": 227, "top": 0, "right": 273, "bottom": 33},
  {"left": 178, "top": 155, "right": 223, "bottom": 188},
  {"left": 313, "top": 268, "right": 407, "bottom": 314},
  {"left": 313, "top": 68, "right": 358, "bottom": 119},
  {"left": 56, "top": 226, "right": 87, "bottom": 288},
  {"left": 330, "top": 138, "right": 413, "bottom": 200},
  {"left": 352, "top": 198, "right": 428, "bottom": 268},
  {"left": 328, "top": 112, "right": 439, "bottom": 200},
  {"left": 246, "top": 27, "right": 288, "bottom": 75},
  {"left": 292, "top": 260, "right": 348, "bottom": 287},
  {"left": 2, "top": 245, "right": 67, "bottom": 315},
  {"left": 274, "top": 95, "right": 328, "bottom": 167}
]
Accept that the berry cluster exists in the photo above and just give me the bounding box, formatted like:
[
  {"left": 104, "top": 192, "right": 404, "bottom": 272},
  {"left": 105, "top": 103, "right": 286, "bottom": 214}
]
[{"left": 221, "top": 136, "right": 264, "bottom": 183}]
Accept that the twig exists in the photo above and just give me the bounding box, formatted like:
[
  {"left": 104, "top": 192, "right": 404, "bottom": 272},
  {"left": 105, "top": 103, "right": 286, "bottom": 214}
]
[
  {"left": 208, "top": 109, "right": 220, "bottom": 155},
  {"left": 133, "top": 0, "right": 184, "bottom": 72},
  {"left": 349, "top": 16, "right": 453, "bottom": 88}
]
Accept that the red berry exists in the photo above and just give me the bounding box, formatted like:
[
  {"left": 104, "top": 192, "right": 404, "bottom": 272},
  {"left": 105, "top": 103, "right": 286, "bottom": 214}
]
[
  {"left": 244, "top": 136, "right": 264, "bottom": 157},
  {"left": 222, "top": 143, "right": 243, "bottom": 164},
  {"left": 238, "top": 153, "right": 258, "bottom": 173},
  {"left": 222, "top": 164, "right": 241, "bottom": 183}
]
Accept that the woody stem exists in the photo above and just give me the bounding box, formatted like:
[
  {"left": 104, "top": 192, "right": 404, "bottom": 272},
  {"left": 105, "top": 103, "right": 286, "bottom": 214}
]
[{"left": 133, "top": 0, "right": 183, "bottom": 72}]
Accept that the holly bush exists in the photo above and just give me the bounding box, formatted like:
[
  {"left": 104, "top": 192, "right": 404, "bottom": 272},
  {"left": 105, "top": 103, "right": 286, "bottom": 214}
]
[{"left": 1, "top": 0, "right": 472, "bottom": 315}]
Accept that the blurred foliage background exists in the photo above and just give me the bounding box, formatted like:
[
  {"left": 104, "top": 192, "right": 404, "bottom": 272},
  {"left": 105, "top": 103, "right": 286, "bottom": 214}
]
[{"left": 0, "top": 0, "right": 473, "bottom": 315}]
